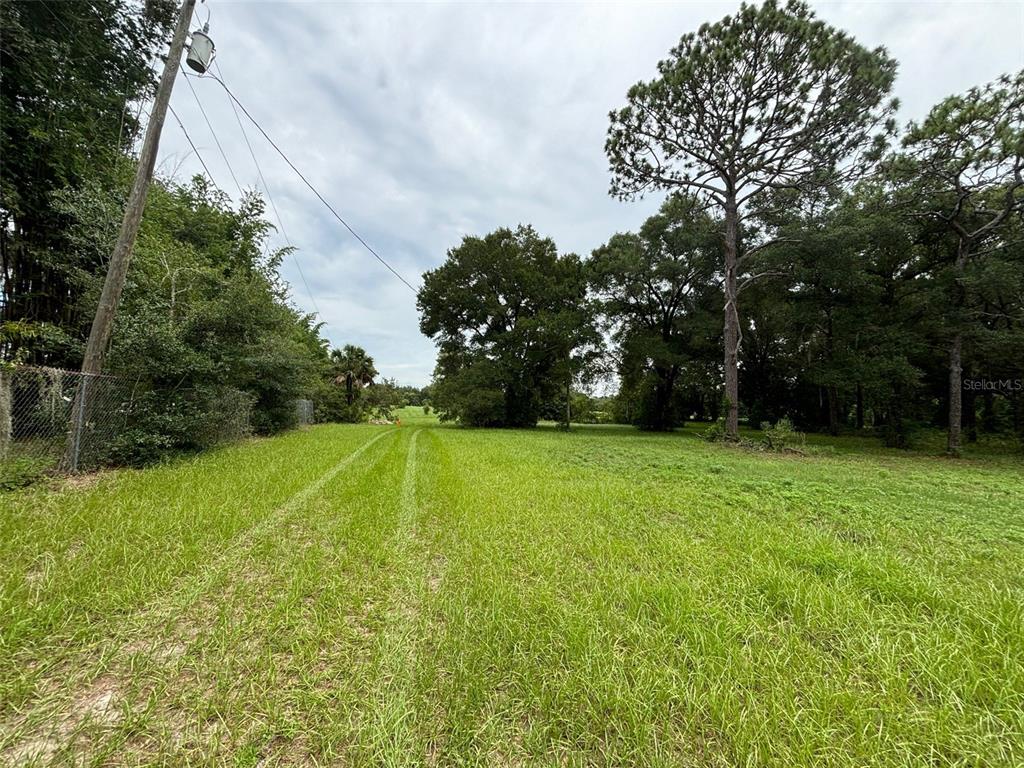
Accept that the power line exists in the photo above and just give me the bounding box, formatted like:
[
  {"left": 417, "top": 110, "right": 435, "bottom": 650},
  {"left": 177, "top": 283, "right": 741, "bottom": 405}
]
[
  {"left": 37, "top": 0, "right": 325, "bottom": 317},
  {"left": 212, "top": 60, "right": 322, "bottom": 319},
  {"left": 38, "top": 1, "right": 413, "bottom": 297},
  {"left": 214, "top": 63, "right": 286, "bottom": 238},
  {"left": 183, "top": 72, "right": 244, "bottom": 198},
  {"left": 171, "top": 98, "right": 314, "bottom": 317},
  {"left": 189, "top": 72, "right": 419, "bottom": 293},
  {"left": 168, "top": 104, "right": 219, "bottom": 188}
]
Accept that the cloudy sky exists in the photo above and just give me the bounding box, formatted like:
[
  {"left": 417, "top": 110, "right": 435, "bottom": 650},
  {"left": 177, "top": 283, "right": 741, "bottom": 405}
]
[{"left": 160, "top": 0, "right": 1024, "bottom": 386}]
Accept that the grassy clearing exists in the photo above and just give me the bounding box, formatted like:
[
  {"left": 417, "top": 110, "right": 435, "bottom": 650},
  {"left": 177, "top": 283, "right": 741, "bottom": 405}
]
[{"left": 1, "top": 414, "right": 1022, "bottom": 766}]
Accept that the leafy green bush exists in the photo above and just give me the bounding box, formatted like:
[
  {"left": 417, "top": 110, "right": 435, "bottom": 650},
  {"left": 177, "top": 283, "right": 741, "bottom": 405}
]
[
  {"left": 761, "top": 418, "right": 805, "bottom": 452},
  {"left": 106, "top": 429, "right": 175, "bottom": 467},
  {"left": 431, "top": 361, "right": 510, "bottom": 426},
  {"left": 700, "top": 418, "right": 727, "bottom": 442},
  {"left": 37, "top": 173, "right": 327, "bottom": 470},
  {"left": 104, "top": 386, "right": 255, "bottom": 466}
]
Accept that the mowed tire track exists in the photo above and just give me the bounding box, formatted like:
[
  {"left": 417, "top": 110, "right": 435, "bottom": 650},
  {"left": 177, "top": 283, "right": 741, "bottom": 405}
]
[
  {"left": 358, "top": 428, "right": 423, "bottom": 761},
  {"left": 352, "top": 428, "right": 451, "bottom": 765},
  {"left": 2, "top": 428, "right": 396, "bottom": 685},
  {"left": 119, "top": 426, "right": 424, "bottom": 764},
  {"left": 120, "top": 428, "right": 397, "bottom": 633},
  {"left": 0, "top": 428, "right": 397, "bottom": 765}
]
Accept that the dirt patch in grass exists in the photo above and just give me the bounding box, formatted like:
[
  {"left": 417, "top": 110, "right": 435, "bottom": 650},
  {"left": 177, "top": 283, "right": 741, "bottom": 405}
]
[
  {"left": 427, "top": 553, "right": 447, "bottom": 593},
  {"left": 2, "top": 675, "right": 124, "bottom": 764}
]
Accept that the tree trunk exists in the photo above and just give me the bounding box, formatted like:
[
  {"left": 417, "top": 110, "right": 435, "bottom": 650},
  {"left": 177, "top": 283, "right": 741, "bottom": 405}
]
[
  {"left": 981, "top": 391, "right": 996, "bottom": 433},
  {"left": 0, "top": 368, "right": 11, "bottom": 460},
  {"left": 947, "top": 332, "right": 962, "bottom": 457},
  {"left": 709, "top": 392, "right": 720, "bottom": 422},
  {"left": 564, "top": 375, "right": 571, "bottom": 431},
  {"left": 964, "top": 386, "right": 977, "bottom": 443},
  {"left": 856, "top": 383, "right": 864, "bottom": 430},
  {"left": 651, "top": 366, "right": 676, "bottom": 431},
  {"left": 947, "top": 240, "right": 968, "bottom": 457},
  {"left": 827, "top": 385, "right": 840, "bottom": 437},
  {"left": 0, "top": 217, "right": 11, "bottom": 328},
  {"left": 885, "top": 386, "right": 905, "bottom": 448},
  {"left": 1013, "top": 390, "right": 1024, "bottom": 446},
  {"left": 722, "top": 195, "right": 740, "bottom": 440}
]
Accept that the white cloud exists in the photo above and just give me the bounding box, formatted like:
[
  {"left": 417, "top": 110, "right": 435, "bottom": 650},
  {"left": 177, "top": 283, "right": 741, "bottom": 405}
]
[{"left": 161, "top": 0, "right": 1024, "bottom": 386}]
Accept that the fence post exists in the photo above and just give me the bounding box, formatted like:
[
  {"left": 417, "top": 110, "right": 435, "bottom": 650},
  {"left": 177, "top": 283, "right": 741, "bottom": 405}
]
[
  {"left": 68, "top": 374, "right": 90, "bottom": 473},
  {"left": 0, "top": 368, "right": 11, "bottom": 460}
]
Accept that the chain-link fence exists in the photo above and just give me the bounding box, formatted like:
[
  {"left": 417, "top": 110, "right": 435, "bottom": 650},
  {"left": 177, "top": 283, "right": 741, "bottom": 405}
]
[
  {"left": 1, "top": 365, "right": 323, "bottom": 487},
  {"left": 0, "top": 365, "right": 136, "bottom": 486}
]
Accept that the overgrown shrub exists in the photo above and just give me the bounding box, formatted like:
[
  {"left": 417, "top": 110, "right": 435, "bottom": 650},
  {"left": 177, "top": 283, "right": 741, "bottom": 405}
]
[
  {"left": 105, "top": 386, "right": 255, "bottom": 466},
  {"left": 35, "top": 173, "right": 326, "bottom": 469},
  {"left": 761, "top": 418, "right": 805, "bottom": 452},
  {"left": 880, "top": 418, "right": 925, "bottom": 450},
  {"left": 106, "top": 429, "right": 175, "bottom": 467},
  {"left": 700, "top": 418, "right": 727, "bottom": 442}
]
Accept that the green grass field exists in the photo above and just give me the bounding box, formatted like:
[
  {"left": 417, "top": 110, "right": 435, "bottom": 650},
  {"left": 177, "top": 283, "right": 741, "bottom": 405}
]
[{"left": 2, "top": 409, "right": 1023, "bottom": 766}]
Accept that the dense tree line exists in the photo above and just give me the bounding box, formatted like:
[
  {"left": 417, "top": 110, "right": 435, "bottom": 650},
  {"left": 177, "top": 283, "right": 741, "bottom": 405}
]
[
  {"left": 3, "top": 146, "right": 339, "bottom": 461},
  {"left": 420, "top": 1, "right": 1023, "bottom": 454},
  {"left": 1, "top": 0, "right": 176, "bottom": 348}
]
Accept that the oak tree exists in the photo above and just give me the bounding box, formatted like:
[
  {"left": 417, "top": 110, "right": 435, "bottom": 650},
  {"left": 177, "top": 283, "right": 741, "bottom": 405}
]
[{"left": 418, "top": 226, "right": 592, "bottom": 427}]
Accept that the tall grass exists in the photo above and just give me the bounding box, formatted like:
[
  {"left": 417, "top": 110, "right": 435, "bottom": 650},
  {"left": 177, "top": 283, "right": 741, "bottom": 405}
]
[{"left": 1, "top": 421, "right": 1021, "bottom": 765}]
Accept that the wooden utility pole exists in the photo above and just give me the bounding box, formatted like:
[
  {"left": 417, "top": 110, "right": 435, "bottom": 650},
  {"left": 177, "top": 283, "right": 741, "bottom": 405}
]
[
  {"left": 63, "top": 0, "right": 196, "bottom": 472},
  {"left": 564, "top": 375, "right": 571, "bottom": 431},
  {"left": 80, "top": 0, "right": 197, "bottom": 375}
]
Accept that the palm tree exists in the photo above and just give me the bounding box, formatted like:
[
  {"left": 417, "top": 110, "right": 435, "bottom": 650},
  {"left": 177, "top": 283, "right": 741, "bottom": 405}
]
[{"left": 330, "top": 345, "right": 378, "bottom": 406}]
